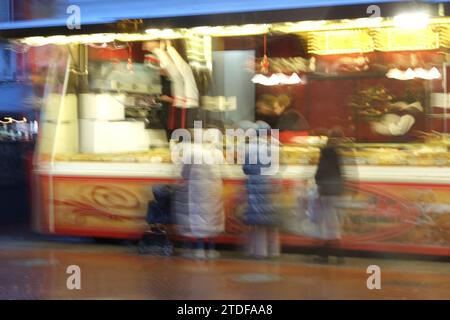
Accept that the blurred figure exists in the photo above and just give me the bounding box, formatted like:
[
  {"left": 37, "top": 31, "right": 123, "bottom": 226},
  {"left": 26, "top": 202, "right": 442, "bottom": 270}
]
[
  {"left": 172, "top": 141, "right": 225, "bottom": 259},
  {"left": 313, "top": 128, "right": 345, "bottom": 264},
  {"left": 241, "top": 121, "right": 280, "bottom": 259},
  {"left": 139, "top": 184, "right": 173, "bottom": 256},
  {"left": 172, "top": 162, "right": 192, "bottom": 250}
]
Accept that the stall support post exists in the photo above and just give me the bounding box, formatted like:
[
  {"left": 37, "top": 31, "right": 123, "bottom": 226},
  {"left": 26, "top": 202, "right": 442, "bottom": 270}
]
[{"left": 443, "top": 62, "right": 448, "bottom": 133}]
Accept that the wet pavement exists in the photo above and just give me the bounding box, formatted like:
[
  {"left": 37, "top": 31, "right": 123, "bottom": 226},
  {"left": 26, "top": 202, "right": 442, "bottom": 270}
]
[{"left": 1, "top": 236, "right": 450, "bottom": 299}]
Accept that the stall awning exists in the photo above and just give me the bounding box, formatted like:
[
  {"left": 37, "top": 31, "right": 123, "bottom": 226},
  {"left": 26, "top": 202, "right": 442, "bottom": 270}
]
[{"left": 1, "top": 0, "right": 449, "bottom": 37}]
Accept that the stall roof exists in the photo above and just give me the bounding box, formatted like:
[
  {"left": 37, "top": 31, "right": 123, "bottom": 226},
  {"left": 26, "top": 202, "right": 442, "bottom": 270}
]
[
  {"left": 1, "top": 0, "right": 449, "bottom": 37},
  {"left": 0, "top": 0, "right": 403, "bottom": 27}
]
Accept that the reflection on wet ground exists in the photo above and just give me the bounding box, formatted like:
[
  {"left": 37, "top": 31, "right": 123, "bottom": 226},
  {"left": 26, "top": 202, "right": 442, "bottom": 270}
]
[{"left": 1, "top": 238, "right": 450, "bottom": 299}]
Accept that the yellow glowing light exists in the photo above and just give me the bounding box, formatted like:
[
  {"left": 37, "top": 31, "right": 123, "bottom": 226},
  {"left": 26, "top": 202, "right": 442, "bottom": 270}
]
[
  {"left": 144, "top": 28, "right": 186, "bottom": 39},
  {"left": 439, "top": 25, "right": 450, "bottom": 48},
  {"left": 189, "top": 24, "right": 270, "bottom": 37},
  {"left": 373, "top": 27, "right": 439, "bottom": 51},
  {"left": 269, "top": 20, "right": 328, "bottom": 33},
  {"left": 15, "top": 16, "right": 450, "bottom": 51},
  {"left": 308, "top": 29, "right": 374, "bottom": 55},
  {"left": 20, "top": 33, "right": 117, "bottom": 46},
  {"left": 19, "top": 32, "right": 186, "bottom": 46},
  {"left": 270, "top": 16, "right": 448, "bottom": 33}
]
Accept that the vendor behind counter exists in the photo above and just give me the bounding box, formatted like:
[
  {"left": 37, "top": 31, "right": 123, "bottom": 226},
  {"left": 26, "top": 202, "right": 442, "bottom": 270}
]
[{"left": 256, "top": 93, "right": 309, "bottom": 143}]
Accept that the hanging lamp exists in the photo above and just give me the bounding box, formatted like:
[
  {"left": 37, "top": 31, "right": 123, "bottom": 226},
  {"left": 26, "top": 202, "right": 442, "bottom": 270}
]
[{"left": 251, "top": 34, "right": 302, "bottom": 86}]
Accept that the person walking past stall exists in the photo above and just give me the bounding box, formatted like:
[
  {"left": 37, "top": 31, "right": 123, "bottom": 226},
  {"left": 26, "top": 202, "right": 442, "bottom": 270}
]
[{"left": 313, "top": 128, "right": 345, "bottom": 264}]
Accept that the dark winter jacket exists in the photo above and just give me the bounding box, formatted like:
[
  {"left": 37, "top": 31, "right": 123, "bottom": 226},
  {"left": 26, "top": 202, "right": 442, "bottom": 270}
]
[
  {"left": 315, "top": 146, "right": 343, "bottom": 196},
  {"left": 277, "top": 109, "right": 309, "bottom": 131},
  {"left": 147, "top": 184, "right": 172, "bottom": 224}
]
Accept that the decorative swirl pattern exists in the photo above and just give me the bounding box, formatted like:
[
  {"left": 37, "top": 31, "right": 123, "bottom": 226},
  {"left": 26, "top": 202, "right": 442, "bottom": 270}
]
[
  {"left": 90, "top": 186, "right": 140, "bottom": 210},
  {"left": 55, "top": 185, "right": 144, "bottom": 223}
]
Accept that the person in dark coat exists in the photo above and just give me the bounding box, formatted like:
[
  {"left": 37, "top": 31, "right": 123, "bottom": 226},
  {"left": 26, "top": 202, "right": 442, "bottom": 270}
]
[
  {"left": 256, "top": 94, "right": 309, "bottom": 131},
  {"left": 273, "top": 95, "right": 309, "bottom": 131},
  {"left": 313, "top": 128, "right": 345, "bottom": 264}
]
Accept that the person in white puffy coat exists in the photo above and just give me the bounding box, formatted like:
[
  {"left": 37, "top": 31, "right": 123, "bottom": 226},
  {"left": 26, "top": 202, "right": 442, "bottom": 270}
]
[{"left": 172, "top": 141, "right": 225, "bottom": 259}]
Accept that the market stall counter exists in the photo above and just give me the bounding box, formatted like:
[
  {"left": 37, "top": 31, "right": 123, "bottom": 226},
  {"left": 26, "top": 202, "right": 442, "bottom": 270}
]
[{"left": 17, "top": 13, "right": 450, "bottom": 257}]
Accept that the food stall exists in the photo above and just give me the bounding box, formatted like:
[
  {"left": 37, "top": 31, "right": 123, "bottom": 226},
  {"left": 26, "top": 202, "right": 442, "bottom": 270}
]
[{"left": 5, "top": 1, "right": 450, "bottom": 256}]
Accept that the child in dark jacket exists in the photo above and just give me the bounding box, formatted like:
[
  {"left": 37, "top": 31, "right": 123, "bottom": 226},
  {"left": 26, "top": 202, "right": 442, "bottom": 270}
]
[{"left": 138, "top": 184, "right": 173, "bottom": 255}]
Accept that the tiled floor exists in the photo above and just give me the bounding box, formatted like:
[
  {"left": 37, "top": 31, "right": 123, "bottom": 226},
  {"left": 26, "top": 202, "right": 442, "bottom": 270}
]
[{"left": 1, "top": 239, "right": 450, "bottom": 299}]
